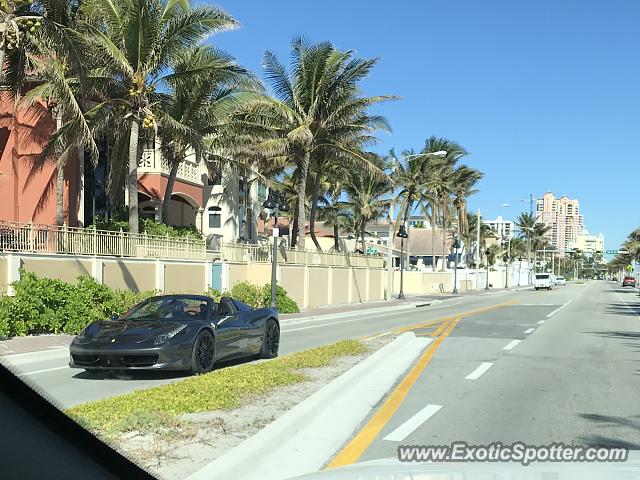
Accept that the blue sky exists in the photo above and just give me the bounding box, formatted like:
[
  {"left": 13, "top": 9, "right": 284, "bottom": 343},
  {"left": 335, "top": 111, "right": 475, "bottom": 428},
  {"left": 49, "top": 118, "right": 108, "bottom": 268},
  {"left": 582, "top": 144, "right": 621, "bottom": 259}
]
[{"left": 209, "top": 0, "right": 640, "bottom": 251}]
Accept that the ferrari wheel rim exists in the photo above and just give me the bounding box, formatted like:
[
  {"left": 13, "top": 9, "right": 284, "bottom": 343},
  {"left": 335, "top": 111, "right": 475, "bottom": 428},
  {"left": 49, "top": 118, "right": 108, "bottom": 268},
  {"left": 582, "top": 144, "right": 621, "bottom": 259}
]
[
  {"left": 265, "top": 322, "right": 280, "bottom": 355},
  {"left": 196, "top": 335, "right": 214, "bottom": 370}
]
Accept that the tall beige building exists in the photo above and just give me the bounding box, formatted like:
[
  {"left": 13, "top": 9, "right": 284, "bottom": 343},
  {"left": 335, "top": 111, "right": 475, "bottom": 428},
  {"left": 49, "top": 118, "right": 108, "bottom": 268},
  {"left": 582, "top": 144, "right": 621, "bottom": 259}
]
[{"left": 536, "top": 192, "right": 584, "bottom": 256}]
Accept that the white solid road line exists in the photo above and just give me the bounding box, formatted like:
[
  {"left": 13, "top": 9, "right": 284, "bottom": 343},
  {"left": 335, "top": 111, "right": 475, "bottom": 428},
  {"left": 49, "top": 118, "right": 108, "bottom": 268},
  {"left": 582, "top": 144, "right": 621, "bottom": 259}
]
[
  {"left": 503, "top": 339, "right": 521, "bottom": 351},
  {"left": 465, "top": 362, "right": 493, "bottom": 380},
  {"left": 17, "top": 366, "right": 69, "bottom": 377},
  {"left": 546, "top": 300, "right": 573, "bottom": 318},
  {"left": 1, "top": 347, "right": 69, "bottom": 367},
  {"left": 537, "top": 320, "right": 545, "bottom": 324},
  {"left": 383, "top": 404, "right": 442, "bottom": 442},
  {"left": 282, "top": 313, "right": 402, "bottom": 333},
  {"left": 524, "top": 328, "right": 535, "bottom": 334}
]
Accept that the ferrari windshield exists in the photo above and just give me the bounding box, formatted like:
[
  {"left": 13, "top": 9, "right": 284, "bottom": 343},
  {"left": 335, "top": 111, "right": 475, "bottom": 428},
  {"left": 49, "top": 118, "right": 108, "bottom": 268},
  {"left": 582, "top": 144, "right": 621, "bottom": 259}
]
[{"left": 122, "top": 296, "right": 212, "bottom": 321}]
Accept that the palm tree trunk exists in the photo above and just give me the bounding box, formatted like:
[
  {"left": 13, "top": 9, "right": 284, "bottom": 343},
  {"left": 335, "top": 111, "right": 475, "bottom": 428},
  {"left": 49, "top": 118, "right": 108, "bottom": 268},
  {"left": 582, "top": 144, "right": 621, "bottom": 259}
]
[
  {"left": 161, "top": 158, "right": 180, "bottom": 225},
  {"left": 290, "top": 208, "right": 298, "bottom": 248},
  {"left": 431, "top": 205, "right": 437, "bottom": 272},
  {"left": 54, "top": 110, "right": 64, "bottom": 226},
  {"left": 309, "top": 170, "right": 322, "bottom": 251},
  {"left": 333, "top": 223, "right": 340, "bottom": 251},
  {"left": 0, "top": 45, "right": 5, "bottom": 87},
  {"left": 128, "top": 119, "right": 140, "bottom": 233},
  {"left": 296, "top": 151, "right": 310, "bottom": 250},
  {"left": 361, "top": 220, "right": 366, "bottom": 255}
]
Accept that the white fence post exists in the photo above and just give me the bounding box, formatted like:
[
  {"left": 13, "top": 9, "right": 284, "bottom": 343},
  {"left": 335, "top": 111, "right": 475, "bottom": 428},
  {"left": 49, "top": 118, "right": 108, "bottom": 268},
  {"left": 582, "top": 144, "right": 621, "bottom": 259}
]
[
  {"left": 156, "top": 260, "right": 165, "bottom": 293},
  {"left": 6, "top": 253, "right": 20, "bottom": 296},
  {"left": 119, "top": 228, "right": 124, "bottom": 257}
]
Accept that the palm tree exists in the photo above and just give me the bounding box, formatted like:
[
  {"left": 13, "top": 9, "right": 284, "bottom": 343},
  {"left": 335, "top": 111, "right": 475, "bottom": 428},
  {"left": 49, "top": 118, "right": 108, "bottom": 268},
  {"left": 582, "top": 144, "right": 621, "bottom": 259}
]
[
  {"left": 466, "top": 211, "right": 495, "bottom": 267},
  {"left": 516, "top": 212, "right": 536, "bottom": 266},
  {"left": 230, "top": 38, "right": 394, "bottom": 249},
  {"left": 157, "top": 46, "right": 257, "bottom": 224},
  {"left": 2, "top": 0, "right": 99, "bottom": 226},
  {"left": 451, "top": 164, "right": 483, "bottom": 239},
  {"left": 418, "top": 137, "right": 468, "bottom": 271},
  {"left": 79, "top": 0, "right": 238, "bottom": 233},
  {"left": 340, "top": 154, "right": 392, "bottom": 254}
]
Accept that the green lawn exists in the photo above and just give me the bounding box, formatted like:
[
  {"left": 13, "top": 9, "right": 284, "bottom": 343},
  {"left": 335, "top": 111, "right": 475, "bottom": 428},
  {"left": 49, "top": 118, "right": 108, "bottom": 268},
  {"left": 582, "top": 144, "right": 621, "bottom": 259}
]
[{"left": 66, "top": 340, "right": 367, "bottom": 435}]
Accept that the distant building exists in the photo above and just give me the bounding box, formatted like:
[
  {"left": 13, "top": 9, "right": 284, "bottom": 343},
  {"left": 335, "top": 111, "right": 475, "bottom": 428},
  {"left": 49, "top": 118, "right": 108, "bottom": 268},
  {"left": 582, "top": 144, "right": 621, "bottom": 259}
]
[
  {"left": 483, "top": 216, "right": 514, "bottom": 239},
  {"left": 536, "top": 192, "right": 584, "bottom": 255},
  {"left": 568, "top": 229, "right": 604, "bottom": 254}
]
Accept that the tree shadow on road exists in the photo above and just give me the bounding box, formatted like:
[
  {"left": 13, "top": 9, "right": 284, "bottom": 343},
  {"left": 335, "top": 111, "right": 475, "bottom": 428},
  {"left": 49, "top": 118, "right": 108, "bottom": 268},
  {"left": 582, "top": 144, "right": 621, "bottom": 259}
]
[
  {"left": 577, "top": 413, "right": 640, "bottom": 449},
  {"left": 602, "top": 303, "right": 640, "bottom": 317},
  {"left": 585, "top": 330, "right": 640, "bottom": 355}
]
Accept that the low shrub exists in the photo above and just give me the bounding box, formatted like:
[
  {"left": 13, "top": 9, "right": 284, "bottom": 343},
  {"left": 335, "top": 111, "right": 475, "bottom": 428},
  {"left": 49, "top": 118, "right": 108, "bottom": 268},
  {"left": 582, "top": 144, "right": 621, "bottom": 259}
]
[
  {"left": 0, "top": 271, "right": 155, "bottom": 338},
  {"left": 229, "top": 281, "right": 262, "bottom": 307},
  {"left": 260, "top": 283, "right": 300, "bottom": 314},
  {"left": 213, "top": 281, "right": 299, "bottom": 314}
]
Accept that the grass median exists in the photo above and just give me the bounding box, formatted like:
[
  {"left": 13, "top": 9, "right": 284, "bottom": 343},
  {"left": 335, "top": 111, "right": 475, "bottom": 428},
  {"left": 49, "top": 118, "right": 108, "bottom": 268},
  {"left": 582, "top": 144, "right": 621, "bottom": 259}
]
[{"left": 66, "top": 339, "right": 368, "bottom": 436}]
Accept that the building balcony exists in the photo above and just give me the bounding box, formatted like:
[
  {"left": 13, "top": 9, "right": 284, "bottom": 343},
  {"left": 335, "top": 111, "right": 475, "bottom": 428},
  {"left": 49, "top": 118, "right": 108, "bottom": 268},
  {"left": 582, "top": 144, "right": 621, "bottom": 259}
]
[{"left": 137, "top": 148, "right": 204, "bottom": 186}]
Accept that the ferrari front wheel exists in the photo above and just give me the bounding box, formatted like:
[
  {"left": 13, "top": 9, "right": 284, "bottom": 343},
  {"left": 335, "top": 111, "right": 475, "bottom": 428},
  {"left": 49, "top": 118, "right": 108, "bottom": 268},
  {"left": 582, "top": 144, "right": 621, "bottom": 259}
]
[
  {"left": 259, "top": 319, "right": 280, "bottom": 359},
  {"left": 191, "top": 330, "right": 215, "bottom": 374}
]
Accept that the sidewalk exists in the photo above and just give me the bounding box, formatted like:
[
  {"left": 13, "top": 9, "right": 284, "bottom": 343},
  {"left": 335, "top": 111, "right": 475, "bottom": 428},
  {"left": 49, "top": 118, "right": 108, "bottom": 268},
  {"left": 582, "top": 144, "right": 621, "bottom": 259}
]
[{"left": 0, "top": 285, "right": 530, "bottom": 356}]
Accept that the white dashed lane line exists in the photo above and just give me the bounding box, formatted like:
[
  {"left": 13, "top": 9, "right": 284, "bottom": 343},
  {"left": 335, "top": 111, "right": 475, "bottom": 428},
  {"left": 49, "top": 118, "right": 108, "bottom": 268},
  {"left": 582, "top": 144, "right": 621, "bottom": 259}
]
[
  {"left": 502, "top": 339, "right": 521, "bottom": 351},
  {"left": 464, "top": 362, "right": 493, "bottom": 380},
  {"left": 383, "top": 404, "right": 443, "bottom": 442}
]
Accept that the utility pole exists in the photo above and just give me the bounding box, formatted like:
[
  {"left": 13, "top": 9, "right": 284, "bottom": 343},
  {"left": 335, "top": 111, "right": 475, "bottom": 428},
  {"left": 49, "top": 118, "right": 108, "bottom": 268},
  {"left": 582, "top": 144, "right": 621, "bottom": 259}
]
[{"left": 475, "top": 208, "right": 481, "bottom": 289}]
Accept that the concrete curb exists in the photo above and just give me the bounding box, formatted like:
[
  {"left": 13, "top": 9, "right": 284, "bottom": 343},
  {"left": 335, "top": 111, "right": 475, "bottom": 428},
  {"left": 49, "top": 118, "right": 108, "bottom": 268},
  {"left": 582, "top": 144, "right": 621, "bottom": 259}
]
[{"left": 187, "top": 332, "right": 431, "bottom": 480}]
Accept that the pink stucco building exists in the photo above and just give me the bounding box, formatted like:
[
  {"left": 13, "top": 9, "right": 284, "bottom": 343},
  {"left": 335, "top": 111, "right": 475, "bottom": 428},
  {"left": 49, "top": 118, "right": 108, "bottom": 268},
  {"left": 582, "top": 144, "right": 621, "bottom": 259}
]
[{"left": 536, "top": 192, "right": 584, "bottom": 256}]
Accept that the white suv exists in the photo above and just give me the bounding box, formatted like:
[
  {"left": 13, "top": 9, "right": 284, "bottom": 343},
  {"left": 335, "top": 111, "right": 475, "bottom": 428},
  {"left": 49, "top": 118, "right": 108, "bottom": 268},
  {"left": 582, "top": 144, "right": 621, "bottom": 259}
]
[{"left": 534, "top": 273, "right": 555, "bottom": 290}]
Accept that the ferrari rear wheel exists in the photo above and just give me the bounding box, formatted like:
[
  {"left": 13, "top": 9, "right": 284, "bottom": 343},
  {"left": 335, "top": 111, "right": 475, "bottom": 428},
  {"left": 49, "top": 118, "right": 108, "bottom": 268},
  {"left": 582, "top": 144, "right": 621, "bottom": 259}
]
[
  {"left": 259, "top": 319, "right": 280, "bottom": 359},
  {"left": 191, "top": 330, "right": 215, "bottom": 374}
]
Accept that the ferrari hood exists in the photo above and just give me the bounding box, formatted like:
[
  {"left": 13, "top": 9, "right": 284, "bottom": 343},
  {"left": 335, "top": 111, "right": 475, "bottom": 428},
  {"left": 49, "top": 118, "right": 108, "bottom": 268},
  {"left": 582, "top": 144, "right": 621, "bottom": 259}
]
[{"left": 78, "top": 319, "right": 187, "bottom": 345}]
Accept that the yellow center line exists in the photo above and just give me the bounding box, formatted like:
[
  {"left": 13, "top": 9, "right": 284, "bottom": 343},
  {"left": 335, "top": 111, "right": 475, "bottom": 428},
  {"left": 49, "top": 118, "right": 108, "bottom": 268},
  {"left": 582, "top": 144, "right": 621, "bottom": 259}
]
[
  {"left": 394, "top": 317, "right": 451, "bottom": 333},
  {"left": 326, "top": 299, "right": 517, "bottom": 469}
]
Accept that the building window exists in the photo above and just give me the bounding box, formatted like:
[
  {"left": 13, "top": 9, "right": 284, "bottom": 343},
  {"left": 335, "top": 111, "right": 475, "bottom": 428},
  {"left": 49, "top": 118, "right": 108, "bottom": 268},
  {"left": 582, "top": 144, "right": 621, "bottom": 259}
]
[
  {"left": 208, "top": 206, "right": 221, "bottom": 228},
  {"left": 207, "top": 166, "right": 222, "bottom": 185}
]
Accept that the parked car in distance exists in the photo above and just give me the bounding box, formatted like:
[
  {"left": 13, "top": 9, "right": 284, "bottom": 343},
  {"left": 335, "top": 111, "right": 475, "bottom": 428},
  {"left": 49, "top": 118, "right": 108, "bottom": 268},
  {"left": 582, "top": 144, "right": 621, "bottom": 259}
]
[
  {"left": 534, "top": 273, "right": 555, "bottom": 290},
  {"left": 621, "top": 276, "right": 636, "bottom": 287},
  {"left": 555, "top": 276, "right": 567, "bottom": 285}
]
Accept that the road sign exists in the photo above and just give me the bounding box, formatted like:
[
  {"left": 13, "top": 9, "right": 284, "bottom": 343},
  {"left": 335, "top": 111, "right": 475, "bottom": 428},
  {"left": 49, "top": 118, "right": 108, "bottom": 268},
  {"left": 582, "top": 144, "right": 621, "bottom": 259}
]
[
  {"left": 606, "top": 250, "right": 626, "bottom": 254},
  {"left": 626, "top": 264, "right": 633, "bottom": 272}
]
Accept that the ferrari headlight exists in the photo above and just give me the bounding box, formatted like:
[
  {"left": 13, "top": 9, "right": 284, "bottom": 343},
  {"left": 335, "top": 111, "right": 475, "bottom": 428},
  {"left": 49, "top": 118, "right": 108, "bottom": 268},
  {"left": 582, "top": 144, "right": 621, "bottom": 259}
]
[
  {"left": 154, "top": 325, "right": 187, "bottom": 345},
  {"left": 74, "top": 326, "right": 91, "bottom": 343}
]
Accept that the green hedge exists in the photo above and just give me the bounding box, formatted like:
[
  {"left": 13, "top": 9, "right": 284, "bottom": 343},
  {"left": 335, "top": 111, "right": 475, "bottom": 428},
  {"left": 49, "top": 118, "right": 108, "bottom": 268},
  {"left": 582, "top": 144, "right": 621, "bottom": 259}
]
[
  {"left": 89, "top": 208, "right": 202, "bottom": 241},
  {"left": 0, "top": 274, "right": 299, "bottom": 339},
  {"left": 207, "top": 281, "right": 300, "bottom": 314},
  {"left": 0, "top": 271, "right": 155, "bottom": 338}
]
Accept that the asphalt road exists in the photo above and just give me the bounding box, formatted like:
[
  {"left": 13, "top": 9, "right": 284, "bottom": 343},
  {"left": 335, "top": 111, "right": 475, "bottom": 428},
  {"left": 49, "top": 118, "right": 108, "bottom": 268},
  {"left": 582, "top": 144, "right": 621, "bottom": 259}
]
[
  {"left": 337, "top": 280, "right": 640, "bottom": 464},
  {"left": 3, "top": 287, "right": 530, "bottom": 408}
]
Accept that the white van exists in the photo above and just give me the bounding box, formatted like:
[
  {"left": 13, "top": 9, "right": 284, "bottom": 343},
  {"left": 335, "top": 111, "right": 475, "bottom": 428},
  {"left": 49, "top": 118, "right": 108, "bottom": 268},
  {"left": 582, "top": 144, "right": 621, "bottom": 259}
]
[{"left": 534, "top": 273, "right": 555, "bottom": 290}]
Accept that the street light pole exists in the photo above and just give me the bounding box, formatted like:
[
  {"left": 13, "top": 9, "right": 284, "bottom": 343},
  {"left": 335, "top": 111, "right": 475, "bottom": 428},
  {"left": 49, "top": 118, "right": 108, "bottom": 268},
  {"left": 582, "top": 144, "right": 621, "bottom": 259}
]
[
  {"left": 452, "top": 233, "right": 461, "bottom": 294},
  {"left": 270, "top": 204, "right": 279, "bottom": 308},
  {"left": 485, "top": 248, "right": 491, "bottom": 290},
  {"left": 475, "top": 209, "right": 481, "bottom": 289},
  {"left": 263, "top": 190, "right": 289, "bottom": 309},
  {"left": 397, "top": 224, "right": 408, "bottom": 299}
]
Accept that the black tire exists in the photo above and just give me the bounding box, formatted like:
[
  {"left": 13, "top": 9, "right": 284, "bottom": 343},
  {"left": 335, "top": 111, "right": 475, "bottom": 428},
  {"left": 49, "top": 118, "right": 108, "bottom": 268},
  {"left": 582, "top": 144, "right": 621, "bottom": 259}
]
[
  {"left": 259, "top": 319, "right": 280, "bottom": 359},
  {"left": 191, "top": 330, "right": 215, "bottom": 374},
  {"left": 535, "top": 287, "right": 539, "bottom": 291}
]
